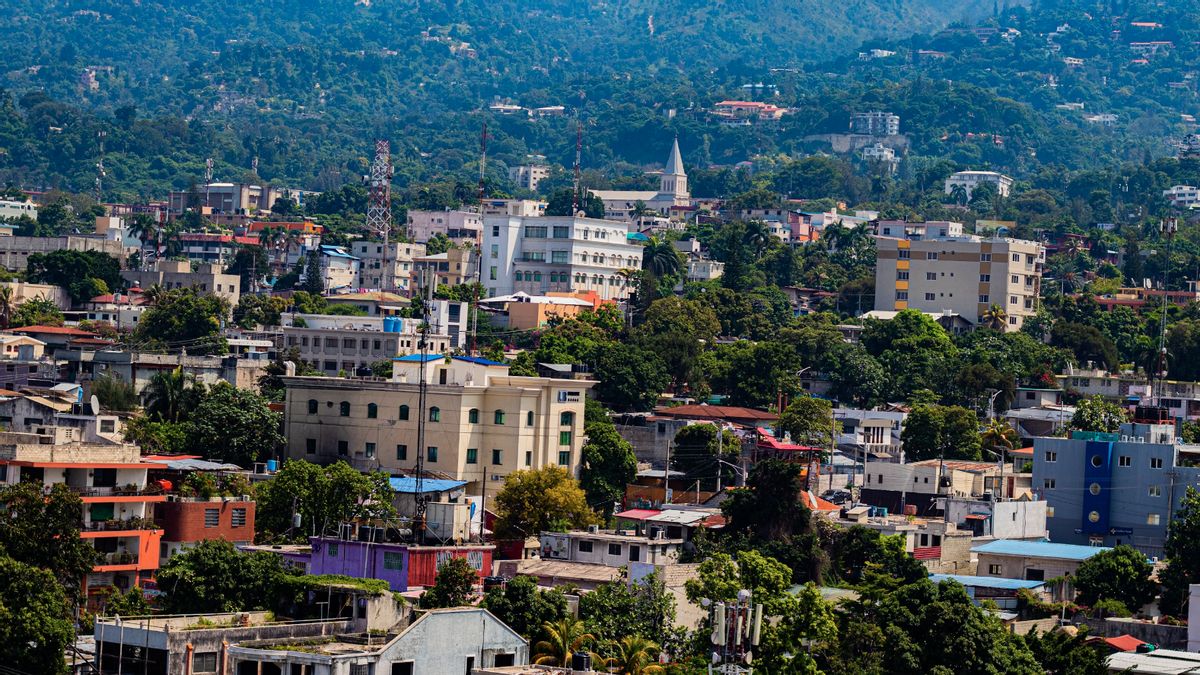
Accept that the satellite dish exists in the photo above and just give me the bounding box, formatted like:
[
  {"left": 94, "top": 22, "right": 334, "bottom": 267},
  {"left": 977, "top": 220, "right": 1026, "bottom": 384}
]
[{"left": 89, "top": 395, "right": 101, "bottom": 416}]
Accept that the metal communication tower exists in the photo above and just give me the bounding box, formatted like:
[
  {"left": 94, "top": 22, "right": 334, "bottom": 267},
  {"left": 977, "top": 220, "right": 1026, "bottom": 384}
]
[
  {"left": 703, "top": 591, "right": 763, "bottom": 674},
  {"left": 94, "top": 131, "right": 106, "bottom": 201},
  {"left": 367, "top": 140, "right": 394, "bottom": 291},
  {"left": 1154, "top": 218, "right": 1179, "bottom": 406},
  {"left": 204, "top": 158, "right": 214, "bottom": 209}
]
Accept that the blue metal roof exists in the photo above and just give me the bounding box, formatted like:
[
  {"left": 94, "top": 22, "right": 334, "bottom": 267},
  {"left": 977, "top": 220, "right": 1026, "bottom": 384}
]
[
  {"left": 453, "top": 355, "right": 506, "bottom": 366},
  {"left": 971, "top": 539, "right": 1110, "bottom": 561},
  {"left": 929, "top": 574, "right": 1047, "bottom": 590},
  {"left": 393, "top": 354, "right": 444, "bottom": 362},
  {"left": 319, "top": 245, "right": 359, "bottom": 260},
  {"left": 388, "top": 477, "right": 467, "bottom": 494}
]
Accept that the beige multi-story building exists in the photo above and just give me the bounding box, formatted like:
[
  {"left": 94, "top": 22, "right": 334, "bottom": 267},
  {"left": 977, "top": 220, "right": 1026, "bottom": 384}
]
[
  {"left": 508, "top": 164, "right": 551, "bottom": 192},
  {"left": 0, "top": 235, "right": 125, "bottom": 273},
  {"left": 351, "top": 240, "right": 427, "bottom": 294},
  {"left": 406, "top": 210, "right": 483, "bottom": 245},
  {"left": 281, "top": 357, "right": 593, "bottom": 496},
  {"left": 280, "top": 313, "right": 453, "bottom": 375},
  {"left": 874, "top": 236, "right": 1044, "bottom": 331},
  {"left": 122, "top": 260, "right": 241, "bottom": 306}
]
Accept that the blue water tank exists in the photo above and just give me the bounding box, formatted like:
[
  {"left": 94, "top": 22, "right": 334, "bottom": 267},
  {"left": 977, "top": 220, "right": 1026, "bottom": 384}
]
[
  {"left": 384, "top": 317, "right": 398, "bottom": 333},
  {"left": 266, "top": 459, "right": 278, "bottom": 472}
]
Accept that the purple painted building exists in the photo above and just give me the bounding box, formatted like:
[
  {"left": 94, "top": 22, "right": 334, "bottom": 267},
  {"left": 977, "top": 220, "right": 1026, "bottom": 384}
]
[{"left": 307, "top": 537, "right": 411, "bottom": 591}]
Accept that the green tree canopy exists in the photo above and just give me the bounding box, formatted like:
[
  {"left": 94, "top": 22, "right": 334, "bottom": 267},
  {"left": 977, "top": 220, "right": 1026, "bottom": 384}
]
[
  {"left": 254, "top": 460, "right": 396, "bottom": 542},
  {"left": 579, "top": 411, "right": 638, "bottom": 519},
  {"left": 492, "top": 466, "right": 598, "bottom": 540},
  {"left": 420, "top": 556, "right": 478, "bottom": 608},
  {"left": 1073, "top": 544, "right": 1156, "bottom": 612},
  {"left": 0, "top": 555, "right": 76, "bottom": 674},
  {"left": 481, "top": 574, "right": 568, "bottom": 639},
  {"left": 26, "top": 249, "right": 122, "bottom": 305},
  {"left": 156, "top": 540, "right": 287, "bottom": 614},
  {"left": 131, "top": 287, "right": 230, "bottom": 355},
  {"left": 184, "top": 383, "right": 285, "bottom": 466},
  {"left": 0, "top": 481, "right": 98, "bottom": 601},
  {"left": 1070, "top": 395, "right": 1128, "bottom": 433}
]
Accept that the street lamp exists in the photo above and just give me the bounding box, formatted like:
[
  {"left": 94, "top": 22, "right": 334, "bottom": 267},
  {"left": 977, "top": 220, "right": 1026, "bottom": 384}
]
[{"left": 714, "top": 457, "right": 748, "bottom": 491}]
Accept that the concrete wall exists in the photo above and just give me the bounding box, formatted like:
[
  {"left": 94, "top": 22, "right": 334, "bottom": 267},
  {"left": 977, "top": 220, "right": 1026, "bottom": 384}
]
[{"left": 975, "top": 553, "right": 1084, "bottom": 581}]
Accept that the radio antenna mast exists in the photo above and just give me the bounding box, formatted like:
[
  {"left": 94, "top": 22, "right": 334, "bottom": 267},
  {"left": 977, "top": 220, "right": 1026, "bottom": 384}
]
[
  {"left": 572, "top": 121, "right": 583, "bottom": 214},
  {"left": 367, "top": 140, "right": 394, "bottom": 291}
]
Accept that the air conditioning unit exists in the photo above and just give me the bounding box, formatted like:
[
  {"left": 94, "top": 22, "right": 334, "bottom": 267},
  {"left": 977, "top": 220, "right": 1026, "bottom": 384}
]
[
  {"left": 654, "top": 530, "right": 666, "bottom": 540},
  {"left": 586, "top": 524, "right": 599, "bottom": 534}
]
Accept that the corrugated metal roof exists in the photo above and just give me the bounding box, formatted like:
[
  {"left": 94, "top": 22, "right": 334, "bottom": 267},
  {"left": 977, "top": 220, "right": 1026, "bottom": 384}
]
[
  {"left": 388, "top": 477, "right": 466, "bottom": 494},
  {"left": 144, "top": 458, "right": 244, "bottom": 471},
  {"left": 929, "top": 574, "right": 1046, "bottom": 590},
  {"left": 971, "top": 539, "right": 1111, "bottom": 561},
  {"left": 614, "top": 509, "right": 660, "bottom": 521},
  {"left": 645, "top": 510, "right": 709, "bottom": 525}
]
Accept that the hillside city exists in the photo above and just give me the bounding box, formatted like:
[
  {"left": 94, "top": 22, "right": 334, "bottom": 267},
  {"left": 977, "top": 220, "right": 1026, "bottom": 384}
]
[{"left": 11, "top": 1, "right": 1200, "bottom": 675}]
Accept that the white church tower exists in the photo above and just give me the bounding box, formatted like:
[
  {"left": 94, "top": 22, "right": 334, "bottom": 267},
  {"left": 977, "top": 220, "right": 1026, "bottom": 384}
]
[{"left": 659, "top": 137, "right": 688, "bottom": 200}]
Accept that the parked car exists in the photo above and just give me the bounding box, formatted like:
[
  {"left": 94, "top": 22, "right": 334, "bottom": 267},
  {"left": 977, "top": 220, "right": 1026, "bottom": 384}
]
[{"left": 822, "top": 489, "right": 852, "bottom": 505}]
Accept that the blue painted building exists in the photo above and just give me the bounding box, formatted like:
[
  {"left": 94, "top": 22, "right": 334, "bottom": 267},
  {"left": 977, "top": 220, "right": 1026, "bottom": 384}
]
[{"left": 1032, "top": 414, "right": 1200, "bottom": 557}]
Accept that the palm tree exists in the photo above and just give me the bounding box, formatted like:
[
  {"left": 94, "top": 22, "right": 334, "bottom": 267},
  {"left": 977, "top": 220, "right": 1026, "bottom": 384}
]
[
  {"left": 127, "top": 214, "right": 157, "bottom": 269},
  {"left": 258, "top": 225, "right": 286, "bottom": 275},
  {"left": 143, "top": 366, "right": 202, "bottom": 423},
  {"left": 0, "top": 286, "right": 15, "bottom": 329},
  {"left": 742, "top": 220, "right": 770, "bottom": 257},
  {"left": 630, "top": 200, "right": 655, "bottom": 231},
  {"left": 981, "top": 303, "right": 1007, "bottom": 330},
  {"left": 640, "top": 237, "right": 683, "bottom": 279},
  {"left": 533, "top": 617, "right": 595, "bottom": 667},
  {"left": 604, "top": 636, "right": 664, "bottom": 674},
  {"left": 949, "top": 183, "right": 969, "bottom": 206},
  {"left": 141, "top": 284, "right": 170, "bottom": 307}
]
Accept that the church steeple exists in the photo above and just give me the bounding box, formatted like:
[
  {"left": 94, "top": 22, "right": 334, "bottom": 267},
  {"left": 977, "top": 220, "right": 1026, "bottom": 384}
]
[{"left": 660, "top": 136, "right": 688, "bottom": 199}]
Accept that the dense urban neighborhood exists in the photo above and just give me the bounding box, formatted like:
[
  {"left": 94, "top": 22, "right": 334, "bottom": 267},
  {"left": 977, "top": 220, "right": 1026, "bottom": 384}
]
[{"left": 13, "top": 0, "right": 1200, "bottom": 674}]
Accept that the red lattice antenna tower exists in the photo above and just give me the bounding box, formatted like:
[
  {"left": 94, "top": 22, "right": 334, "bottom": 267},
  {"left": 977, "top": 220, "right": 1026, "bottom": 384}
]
[{"left": 366, "top": 140, "right": 394, "bottom": 291}]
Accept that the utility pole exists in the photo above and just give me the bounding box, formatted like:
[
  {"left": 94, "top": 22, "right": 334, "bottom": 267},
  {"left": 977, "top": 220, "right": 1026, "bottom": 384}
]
[
  {"left": 572, "top": 121, "right": 583, "bottom": 215},
  {"left": 471, "top": 124, "right": 488, "bottom": 356},
  {"left": 204, "top": 157, "right": 213, "bottom": 210},
  {"left": 367, "top": 140, "right": 394, "bottom": 291},
  {"left": 1154, "top": 217, "right": 1178, "bottom": 408},
  {"left": 413, "top": 267, "right": 434, "bottom": 544}
]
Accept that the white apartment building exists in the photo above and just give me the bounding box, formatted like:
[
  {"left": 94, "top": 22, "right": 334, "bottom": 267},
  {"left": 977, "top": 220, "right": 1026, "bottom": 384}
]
[
  {"left": 0, "top": 199, "right": 36, "bottom": 222},
  {"left": 874, "top": 235, "right": 1044, "bottom": 331},
  {"left": 480, "top": 199, "right": 547, "bottom": 217},
  {"left": 351, "top": 240, "right": 427, "bottom": 294},
  {"left": 539, "top": 529, "right": 685, "bottom": 567},
  {"left": 482, "top": 215, "right": 643, "bottom": 301},
  {"left": 281, "top": 356, "right": 593, "bottom": 496},
  {"left": 508, "top": 164, "right": 551, "bottom": 192},
  {"left": 875, "top": 220, "right": 964, "bottom": 240},
  {"left": 406, "top": 210, "right": 482, "bottom": 244},
  {"left": 861, "top": 143, "right": 898, "bottom": 164},
  {"left": 944, "top": 171, "right": 1014, "bottom": 199},
  {"left": 851, "top": 111, "right": 901, "bottom": 136},
  {"left": 1164, "top": 185, "right": 1200, "bottom": 209}
]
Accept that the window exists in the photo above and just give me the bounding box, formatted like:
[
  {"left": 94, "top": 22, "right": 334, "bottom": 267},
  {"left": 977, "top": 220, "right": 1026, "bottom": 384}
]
[
  {"left": 560, "top": 412, "right": 574, "bottom": 426},
  {"left": 489, "top": 449, "right": 502, "bottom": 465},
  {"left": 427, "top": 447, "right": 438, "bottom": 462},
  {"left": 308, "top": 399, "right": 318, "bottom": 414},
  {"left": 494, "top": 410, "right": 506, "bottom": 425},
  {"left": 232, "top": 508, "right": 247, "bottom": 527},
  {"left": 383, "top": 551, "right": 404, "bottom": 570},
  {"left": 1011, "top": 274, "right": 1020, "bottom": 284},
  {"left": 340, "top": 401, "right": 350, "bottom": 417},
  {"left": 366, "top": 442, "right": 376, "bottom": 458},
  {"left": 489, "top": 266, "right": 497, "bottom": 281},
  {"left": 897, "top": 291, "right": 908, "bottom": 301},
  {"left": 559, "top": 451, "right": 570, "bottom": 465},
  {"left": 429, "top": 406, "right": 440, "bottom": 422},
  {"left": 328, "top": 542, "right": 339, "bottom": 557},
  {"left": 926, "top": 272, "right": 937, "bottom": 281},
  {"left": 898, "top": 249, "right": 910, "bottom": 259},
  {"left": 978, "top": 294, "right": 989, "bottom": 303},
  {"left": 306, "top": 438, "right": 316, "bottom": 454},
  {"left": 552, "top": 225, "right": 570, "bottom": 238},
  {"left": 1012, "top": 253, "right": 1021, "bottom": 262},
  {"left": 927, "top": 252, "right": 938, "bottom": 260},
  {"left": 204, "top": 509, "right": 219, "bottom": 528},
  {"left": 469, "top": 408, "right": 479, "bottom": 424},
  {"left": 629, "top": 545, "right": 641, "bottom": 562},
  {"left": 527, "top": 410, "right": 535, "bottom": 426},
  {"left": 578, "top": 540, "right": 593, "bottom": 553},
  {"left": 608, "top": 543, "right": 622, "bottom": 556},
  {"left": 1151, "top": 457, "right": 1164, "bottom": 469},
  {"left": 1149, "top": 485, "right": 1162, "bottom": 497},
  {"left": 525, "top": 451, "right": 533, "bottom": 466},
  {"left": 981, "top": 253, "right": 991, "bottom": 262},
  {"left": 924, "top": 293, "right": 936, "bottom": 301},
  {"left": 1043, "top": 479, "right": 1056, "bottom": 489},
  {"left": 897, "top": 270, "right": 909, "bottom": 280},
  {"left": 396, "top": 444, "right": 408, "bottom": 461},
  {"left": 980, "top": 274, "right": 990, "bottom": 282},
  {"left": 559, "top": 431, "right": 572, "bottom": 445},
  {"left": 988, "top": 564, "right": 1002, "bottom": 575},
  {"left": 338, "top": 440, "right": 348, "bottom": 456},
  {"left": 551, "top": 250, "right": 569, "bottom": 263},
  {"left": 399, "top": 405, "right": 410, "bottom": 420},
  {"left": 1148, "top": 513, "right": 1162, "bottom": 526},
  {"left": 193, "top": 653, "right": 219, "bottom": 673},
  {"left": 1044, "top": 451, "right": 1057, "bottom": 462},
  {"left": 366, "top": 403, "right": 378, "bottom": 419},
  {"left": 1119, "top": 455, "right": 1131, "bottom": 467}
]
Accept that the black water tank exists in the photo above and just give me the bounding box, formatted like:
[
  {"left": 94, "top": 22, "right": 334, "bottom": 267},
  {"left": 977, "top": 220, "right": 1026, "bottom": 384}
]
[{"left": 571, "top": 651, "right": 593, "bottom": 671}]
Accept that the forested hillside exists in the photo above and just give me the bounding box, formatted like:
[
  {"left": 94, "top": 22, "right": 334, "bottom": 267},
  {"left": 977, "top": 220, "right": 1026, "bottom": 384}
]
[{"left": 4, "top": 0, "right": 1198, "bottom": 200}]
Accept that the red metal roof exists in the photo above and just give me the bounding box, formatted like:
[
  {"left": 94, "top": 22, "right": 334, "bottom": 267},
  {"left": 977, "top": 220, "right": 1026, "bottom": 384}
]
[
  {"left": 1103, "top": 635, "right": 1145, "bottom": 652},
  {"left": 657, "top": 404, "right": 778, "bottom": 422},
  {"left": 9, "top": 325, "right": 96, "bottom": 336},
  {"left": 756, "top": 428, "right": 822, "bottom": 453}
]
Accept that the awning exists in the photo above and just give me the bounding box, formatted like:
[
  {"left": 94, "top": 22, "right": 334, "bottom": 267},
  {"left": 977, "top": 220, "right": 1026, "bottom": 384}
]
[
  {"left": 389, "top": 477, "right": 467, "bottom": 494},
  {"left": 964, "top": 514, "right": 990, "bottom": 520}
]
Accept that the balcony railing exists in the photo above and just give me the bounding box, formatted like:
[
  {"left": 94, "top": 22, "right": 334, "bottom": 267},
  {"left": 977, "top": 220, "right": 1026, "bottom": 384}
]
[
  {"left": 96, "top": 552, "right": 140, "bottom": 566},
  {"left": 83, "top": 518, "right": 159, "bottom": 532},
  {"left": 69, "top": 485, "right": 161, "bottom": 498}
]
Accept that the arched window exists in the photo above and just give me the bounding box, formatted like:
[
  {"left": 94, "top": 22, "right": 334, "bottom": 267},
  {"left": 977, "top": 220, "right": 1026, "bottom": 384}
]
[
  {"left": 339, "top": 401, "right": 350, "bottom": 417},
  {"left": 399, "top": 404, "right": 410, "bottom": 421},
  {"left": 560, "top": 412, "right": 574, "bottom": 427},
  {"left": 527, "top": 410, "right": 535, "bottom": 426},
  {"left": 307, "top": 399, "right": 318, "bottom": 415},
  {"left": 469, "top": 408, "right": 480, "bottom": 424},
  {"left": 367, "top": 403, "right": 378, "bottom": 419},
  {"left": 533, "top": 272, "right": 542, "bottom": 282},
  {"left": 494, "top": 410, "right": 506, "bottom": 425},
  {"left": 429, "top": 406, "right": 441, "bottom": 422}
]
